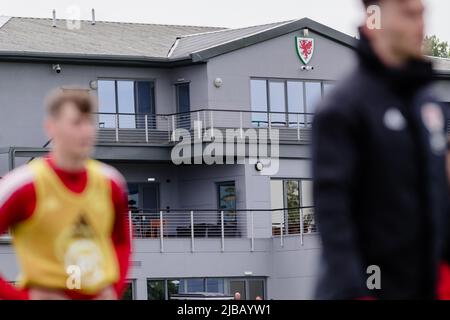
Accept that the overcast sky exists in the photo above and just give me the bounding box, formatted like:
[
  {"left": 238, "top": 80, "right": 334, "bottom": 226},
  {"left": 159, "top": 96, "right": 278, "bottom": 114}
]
[{"left": 1, "top": 0, "right": 449, "bottom": 42}]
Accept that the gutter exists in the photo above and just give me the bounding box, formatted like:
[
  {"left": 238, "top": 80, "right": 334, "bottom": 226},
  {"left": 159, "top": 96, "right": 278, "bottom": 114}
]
[{"left": 0, "top": 51, "right": 199, "bottom": 68}]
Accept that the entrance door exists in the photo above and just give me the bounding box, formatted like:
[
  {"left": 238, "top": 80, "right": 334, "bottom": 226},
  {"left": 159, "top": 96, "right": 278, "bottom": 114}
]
[
  {"left": 127, "top": 183, "right": 160, "bottom": 238},
  {"left": 127, "top": 183, "right": 160, "bottom": 211},
  {"left": 176, "top": 83, "right": 191, "bottom": 129}
]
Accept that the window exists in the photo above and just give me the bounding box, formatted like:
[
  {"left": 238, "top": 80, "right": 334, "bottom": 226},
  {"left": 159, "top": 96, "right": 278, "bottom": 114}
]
[
  {"left": 206, "top": 278, "right": 225, "bottom": 293},
  {"left": 250, "top": 79, "right": 333, "bottom": 127},
  {"left": 217, "top": 181, "right": 236, "bottom": 218},
  {"left": 305, "top": 82, "right": 321, "bottom": 126},
  {"left": 270, "top": 179, "right": 315, "bottom": 235},
  {"left": 323, "top": 82, "right": 336, "bottom": 97},
  {"left": 147, "top": 278, "right": 265, "bottom": 300},
  {"left": 167, "top": 279, "right": 182, "bottom": 299},
  {"left": 121, "top": 281, "right": 135, "bottom": 300},
  {"left": 250, "top": 79, "right": 268, "bottom": 127},
  {"left": 97, "top": 79, "right": 155, "bottom": 129},
  {"left": 186, "top": 279, "right": 205, "bottom": 293},
  {"left": 248, "top": 279, "right": 265, "bottom": 300},
  {"left": 147, "top": 280, "right": 165, "bottom": 300},
  {"left": 287, "top": 81, "right": 304, "bottom": 127},
  {"left": 268, "top": 81, "right": 286, "bottom": 126}
]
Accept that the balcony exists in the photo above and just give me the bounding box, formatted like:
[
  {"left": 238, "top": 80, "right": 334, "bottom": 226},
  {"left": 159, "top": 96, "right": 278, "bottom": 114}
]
[
  {"left": 129, "top": 207, "right": 316, "bottom": 251},
  {"left": 95, "top": 109, "right": 314, "bottom": 145}
]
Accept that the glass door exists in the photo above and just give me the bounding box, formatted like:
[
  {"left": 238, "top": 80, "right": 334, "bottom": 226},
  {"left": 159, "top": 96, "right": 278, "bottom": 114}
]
[{"left": 176, "top": 83, "right": 191, "bottom": 129}]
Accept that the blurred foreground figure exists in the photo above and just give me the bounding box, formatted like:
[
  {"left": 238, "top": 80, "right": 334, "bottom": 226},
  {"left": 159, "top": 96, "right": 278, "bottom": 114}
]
[
  {"left": 313, "top": 0, "right": 449, "bottom": 299},
  {"left": 0, "top": 88, "right": 131, "bottom": 300}
]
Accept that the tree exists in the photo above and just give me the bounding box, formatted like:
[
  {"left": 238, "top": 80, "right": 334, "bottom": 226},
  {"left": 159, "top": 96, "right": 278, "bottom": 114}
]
[{"left": 424, "top": 35, "right": 450, "bottom": 58}]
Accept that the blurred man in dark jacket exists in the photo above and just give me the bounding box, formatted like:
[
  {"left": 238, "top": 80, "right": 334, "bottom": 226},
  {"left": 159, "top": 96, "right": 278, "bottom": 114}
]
[{"left": 313, "top": 0, "right": 449, "bottom": 299}]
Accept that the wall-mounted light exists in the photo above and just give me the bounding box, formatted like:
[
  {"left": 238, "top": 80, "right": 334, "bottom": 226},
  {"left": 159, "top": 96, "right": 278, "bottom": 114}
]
[
  {"left": 214, "top": 77, "right": 223, "bottom": 88},
  {"left": 244, "top": 271, "right": 253, "bottom": 276},
  {"left": 300, "top": 65, "right": 314, "bottom": 71},
  {"left": 89, "top": 80, "right": 98, "bottom": 90},
  {"left": 147, "top": 177, "right": 156, "bottom": 182},
  {"left": 255, "top": 161, "right": 264, "bottom": 172},
  {"left": 302, "top": 28, "right": 309, "bottom": 37}
]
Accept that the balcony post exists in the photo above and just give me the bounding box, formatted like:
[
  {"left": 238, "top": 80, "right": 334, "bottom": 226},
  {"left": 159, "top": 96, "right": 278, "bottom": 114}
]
[
  {"left": 115, "top": 114, "right": 119, "bottom": 142},
  {"left": 221, "top": 211, "right": 225, "bottom": 252},
  {"left": 251, "top": 211, "right": 255, "bottom": 252},
  {"left": 171, "top": 115, "right": 176, "bottom": 142},
  {"left": 190, "top": 211, "right": 195, "bottom": 252},
  {"left": 197, "top": 111, "right": 201, "bottom": 139},
  {"left": 304, "top": 111, "right": 308, "bottom": 128},
  {"left": 203, "top": 110, "right": 206, "bottom": 134},
  {"left": 297, "top": 113, "right": 300, "bottom": 141},
  {"left": 210, "top": 110, "right": 214, "bottom": 138},
  {"left": 160, "top": 210, "right": 164, "bottom": 252},
  {"left": 280, "top": 212, "right": 284, "bottom": 247},
  {"left": 300, "top": 208, "right": 304, "bottom": 246},
  {"left": 128, "top": 210, "right": 132, "bottom": 250},
  {"left": 145, "top": 114, "right": 149, "bottom": 143},
  {"left": 268, "top": 112, "right": 272, "bottom": 130},
  {"left": 167, "top": 116, "right": 171, "bottom": 142},
  {"left": 239, "top": 111, "right": 243, "bottom": 139}
]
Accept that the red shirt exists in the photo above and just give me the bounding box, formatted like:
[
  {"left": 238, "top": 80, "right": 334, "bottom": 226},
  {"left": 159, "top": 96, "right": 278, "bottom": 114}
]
[{"left": 0, "top": 155, "right": 131, "bottom": 300}]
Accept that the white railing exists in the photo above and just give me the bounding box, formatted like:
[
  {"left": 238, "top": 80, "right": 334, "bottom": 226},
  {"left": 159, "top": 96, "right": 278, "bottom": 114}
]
[
  {"left": 95, "top": 109, "right": 314, "bottom": 145},
  {"left": 0, "top": 208, "right": 317, "bottom": 248},
  {"left": 128, "top": 207, "right": 316, "bottom": 250}
]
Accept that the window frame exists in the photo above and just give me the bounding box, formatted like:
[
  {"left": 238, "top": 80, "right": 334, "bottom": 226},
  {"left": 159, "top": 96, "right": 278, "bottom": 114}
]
[
  {"left": 97, "top": 77, "right": 157, "bottom": 115},
  {"left": 270, "top": 177, "right": 314, "bottom": 235},
  {"left": 250, "top": 77, "right": 336, "bottom": 127}
]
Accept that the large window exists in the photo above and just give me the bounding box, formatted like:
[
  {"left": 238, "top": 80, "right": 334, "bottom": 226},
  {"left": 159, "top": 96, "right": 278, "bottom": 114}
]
[
  {"left": 250, "top": 79, "right": 334, "bottom": 127},
  {"left": 97, "top": 79, "right": 155, "bottom": 129},
  {"left": 147, "top": 278, "right": 264, "bottom": 300},
  {"left": 270, "top": 179, "right": 315, "bottom": 235}
]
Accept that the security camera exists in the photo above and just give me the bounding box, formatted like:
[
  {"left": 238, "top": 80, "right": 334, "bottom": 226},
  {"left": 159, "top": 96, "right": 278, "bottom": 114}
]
[
  {"left": 300, "top": 65, "right": 314, "bottom": 71},
  {"left": 52, "top": 64, "right": 62, "bottom": 74}
]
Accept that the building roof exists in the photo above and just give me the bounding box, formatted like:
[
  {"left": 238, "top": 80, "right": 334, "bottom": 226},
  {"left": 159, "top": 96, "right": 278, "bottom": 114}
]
[
  {"left": 0, "top": 15, "right": 448, "bottom": 78},
  {"left": 180, "top": 18, "right": 358, "bottom": 62},
  {"left": 0, "top": 16, "right": 357, "bottom": 66},
  {"left": 0, "top": 17, "right": 223, "bottom": 61},
  {"left": 168, "top": 20, "right": 296, "bottom": 58}
]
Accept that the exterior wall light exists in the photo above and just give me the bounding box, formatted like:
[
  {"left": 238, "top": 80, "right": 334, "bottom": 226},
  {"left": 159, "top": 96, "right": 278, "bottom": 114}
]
[
  {"left": 89, "top": 80, "right": 98, "bottom": 90},
  {"left": 300, "top": 65, "right": 314, "bottom": 71},
  {"left": 255, "top": 161, "right": 264, "bottom": 172},
  {"left": 214, "top": 77, "right": 223, "bottom": 88}
]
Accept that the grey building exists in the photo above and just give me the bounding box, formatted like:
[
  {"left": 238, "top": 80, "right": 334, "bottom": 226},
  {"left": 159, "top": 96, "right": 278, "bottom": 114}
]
[{"left": 0, "top": 15, "right": 449, "bottom": 300}]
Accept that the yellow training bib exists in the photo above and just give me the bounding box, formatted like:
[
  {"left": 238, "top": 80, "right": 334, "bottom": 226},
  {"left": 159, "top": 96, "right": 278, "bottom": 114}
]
[{"left": 11, "top": 158, "right": 119, "bottom": 294}]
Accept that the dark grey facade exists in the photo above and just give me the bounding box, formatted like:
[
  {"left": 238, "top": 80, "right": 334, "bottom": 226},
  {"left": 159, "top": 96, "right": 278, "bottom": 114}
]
[{"left": 0, "top": 16, "right": 449, "bottom": 300}]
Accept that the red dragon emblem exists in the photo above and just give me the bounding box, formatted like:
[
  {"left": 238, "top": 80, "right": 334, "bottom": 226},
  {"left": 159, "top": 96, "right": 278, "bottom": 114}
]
[{"left": 296, "top": 37, "right": 314, "bottom": 65}]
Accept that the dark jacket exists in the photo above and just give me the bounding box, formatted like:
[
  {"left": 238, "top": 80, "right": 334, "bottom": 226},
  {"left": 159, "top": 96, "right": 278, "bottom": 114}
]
[{"left": 312, "top": 33, "right": 449, "bottom": 300}]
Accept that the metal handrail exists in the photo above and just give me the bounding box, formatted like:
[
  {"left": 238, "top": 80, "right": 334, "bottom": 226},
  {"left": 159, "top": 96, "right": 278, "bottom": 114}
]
[
  {"left": 95, "top": 109, "right": 314, "bottom": 144},
  {"left": 94, "top": 109, "right": 315, "bottom": 117},
  {"left": 127, "top": 206, "right": 317, "bottom": 250}
]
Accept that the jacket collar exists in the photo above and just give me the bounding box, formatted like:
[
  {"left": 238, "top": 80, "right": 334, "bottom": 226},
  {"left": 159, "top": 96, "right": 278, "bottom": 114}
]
[{"left": 356, "top": 29, "right": 434, "bottom": 99}]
